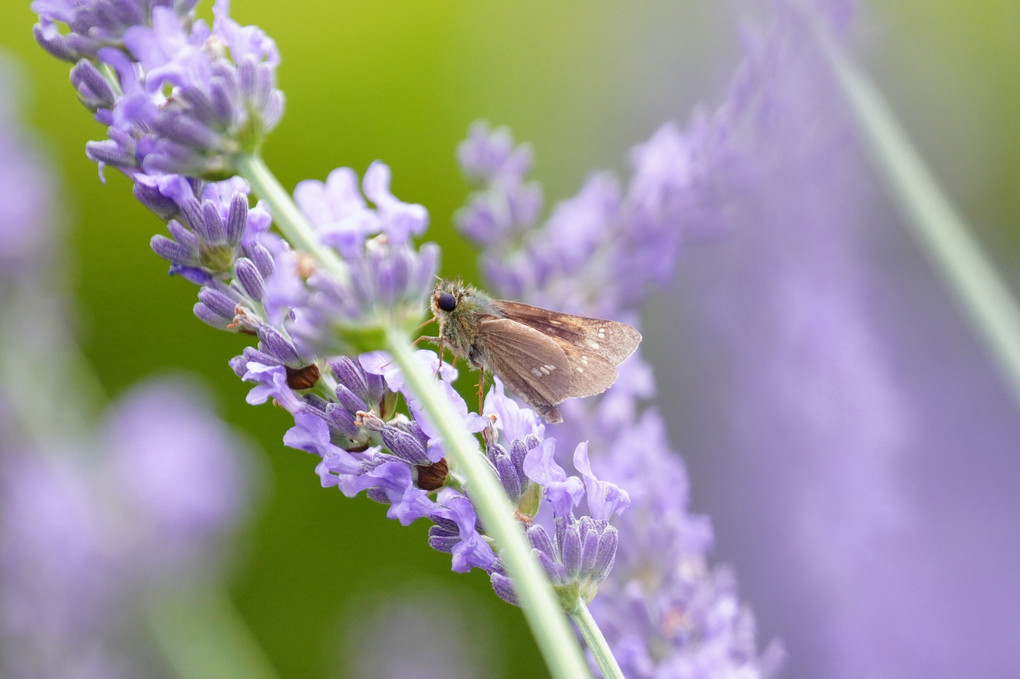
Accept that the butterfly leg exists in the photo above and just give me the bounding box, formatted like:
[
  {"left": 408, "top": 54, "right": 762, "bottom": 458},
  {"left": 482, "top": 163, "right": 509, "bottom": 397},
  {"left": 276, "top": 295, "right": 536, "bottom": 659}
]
[
  {"left": 477, "top": 366, "right": 485, "bottom": 414},
  {"left": 413, "top": 335, "right": 440, "bottom": 347},
  {"left": 436, "top": 336, "right": 447, "bottom": 378},
  {"left": 414, "top": 335, "right": 446, "bottom": 377}
]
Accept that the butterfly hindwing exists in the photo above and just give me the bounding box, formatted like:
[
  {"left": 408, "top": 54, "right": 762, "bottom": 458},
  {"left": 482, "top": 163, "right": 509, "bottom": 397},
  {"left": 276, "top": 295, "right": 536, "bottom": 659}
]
[
  {"left": 558, "top": 342, "right": 620, "bottom": 399},
  {"left": 474, "top": 316, "right": 573, "bottom": 407}
]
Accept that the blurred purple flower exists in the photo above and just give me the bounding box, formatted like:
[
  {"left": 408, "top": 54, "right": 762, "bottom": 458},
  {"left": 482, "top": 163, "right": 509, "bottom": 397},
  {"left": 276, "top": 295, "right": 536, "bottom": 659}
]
[
  {"left": 656, "top": 3, "right": 1020, "bottom": 678},
  {"left": 102, "top": 378, "right": 254, "bottom": 574},
  {"left": 455, "top": 114, "right": 732, "bottom": 320},
  {"left": 0, "top": 55, "right": 59, "bottom": 282},
  {"left": 449, "top": 4, "right": 817, "bottom": 674},
  {"left": 0, "top": 378, "right": 255, "bottom": 676}
]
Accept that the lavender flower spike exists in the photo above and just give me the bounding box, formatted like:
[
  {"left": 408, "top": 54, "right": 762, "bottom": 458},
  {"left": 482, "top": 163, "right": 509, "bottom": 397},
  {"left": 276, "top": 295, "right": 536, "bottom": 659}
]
[
  {"left": 31, "top": 1, "right": 618, "bottom": 674},
  {"left": 38, "top": 0, "right": 286, "bottom": 178},
  {"left": 32, "top": 0, "right": 200, "bottom": 62},
  {"left": 269, "top": 164, "right": 440, "bottom": 356}
]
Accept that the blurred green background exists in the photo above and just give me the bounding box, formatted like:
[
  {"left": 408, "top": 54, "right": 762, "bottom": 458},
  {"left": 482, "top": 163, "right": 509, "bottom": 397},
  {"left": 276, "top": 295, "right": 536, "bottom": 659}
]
[{"left": 1, "top": 1, "right": 1017, "bottom": 676}]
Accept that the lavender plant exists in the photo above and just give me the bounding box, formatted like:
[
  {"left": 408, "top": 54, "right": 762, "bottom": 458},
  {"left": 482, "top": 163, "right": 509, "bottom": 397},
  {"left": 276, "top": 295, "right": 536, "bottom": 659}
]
[
  {"left": 446, "top": 10, "right": 848, "bottom": 677},
  {"left": 654, "top": 5, "right": 1020, "bottom": 678},
  {"left": 452, "top": 111, "right": 781, "bottom": 679},
  {"left": 31, "top": 0, "right": 1003, "bottom": 677},
  {"left": 0, "top": 52, "right": 261, "bottom": 678},
  {"left": 29, "top": 1, "right": 644, "bottom": 676}
]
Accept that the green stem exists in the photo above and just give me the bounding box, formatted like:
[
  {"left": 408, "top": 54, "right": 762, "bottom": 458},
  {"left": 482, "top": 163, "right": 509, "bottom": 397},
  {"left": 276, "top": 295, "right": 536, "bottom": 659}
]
[
  {"left": 570, "top": 600, "right": 624, "bottom": 679},
  {"left": 0, "top": 289, "right": 105, "bottom": 450},
  {"left": 236, "top": 153, "right": 594, "bottom": 678},
  {"left": 385, "top": 329, "right": 594, "bottom": 679},
  {"left": 811, "top": 14, "right": 1020, "bottom": 410},
  {"left": 146, "top": 586, "right": 280, "bottom": 679},
  {"left": 235, "top": 153, "right": 349, "bottom": 280}
]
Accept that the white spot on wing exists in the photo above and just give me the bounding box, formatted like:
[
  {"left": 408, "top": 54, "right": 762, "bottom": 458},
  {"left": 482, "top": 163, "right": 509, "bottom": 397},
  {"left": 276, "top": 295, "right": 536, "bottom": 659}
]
[{"left": 531, "top": 368, "right": 542, "bottom": 377}]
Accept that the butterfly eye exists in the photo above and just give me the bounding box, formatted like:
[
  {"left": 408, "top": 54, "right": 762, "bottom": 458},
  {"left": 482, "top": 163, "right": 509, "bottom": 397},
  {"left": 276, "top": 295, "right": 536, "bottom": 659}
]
[{"left": 437, "top": 292, "right": 457, "bottom": 312}]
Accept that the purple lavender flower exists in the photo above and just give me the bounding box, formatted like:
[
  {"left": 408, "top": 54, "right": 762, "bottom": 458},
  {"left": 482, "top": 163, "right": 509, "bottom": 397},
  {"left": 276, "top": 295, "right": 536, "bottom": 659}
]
[
  {"left": 472, "top": 383, "right": 630, "bottom": 609},
  {"left": 32, "top": 0, "right": 200, "bottom": 62},
  {"left": 448, "top": 8, "right": 787, "bottom": 674},
  {"left": 149, "top": 178, "right": 262, "bottom": 279},
  {"left": 37, "top": 0, "right": 285, "bottom": 178},
  {"left": 650, "top": 3, "right": 1020, "bottom": 678},
  {"left": 35, "top": 0, "right": 286, "bottom": 344},
  {"left": 0, "top": 449, "right": 129, "bottom": 678},
  {"left": 456, "top": 118, "right": 729, "bottom": 319},
  {"left": 429, "top": 491, "right": 500, "bottom": 573},
  {"left": 0, "top": 378, "right": 255, "bottom": 677},
  {"left": 35, "top": 0, "right": 459, "bottom": 594},
  {"left": 245, "top": 334, "right": 628, "bottom": 602},
  {"left": 102, "top": 378, "right": 254, "bottom": 572},
  {"left": 263, "top": 349, "right": 450, "bottom": 525},
  {"left": 263, "top": 163, "right": 438, "bottom": 356},
  {"left": 587, "top": 411, "right": 784, "bottom": 677},
  {"left": 455, "top": 121, "right": 543, "bottom": 247}
]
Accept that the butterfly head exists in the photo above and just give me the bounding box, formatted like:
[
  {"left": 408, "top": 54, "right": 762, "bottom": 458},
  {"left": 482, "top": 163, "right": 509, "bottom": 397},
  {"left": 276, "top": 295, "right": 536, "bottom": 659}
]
[{"left": 430, "top": 279, "right": 495, "bottom": 323}]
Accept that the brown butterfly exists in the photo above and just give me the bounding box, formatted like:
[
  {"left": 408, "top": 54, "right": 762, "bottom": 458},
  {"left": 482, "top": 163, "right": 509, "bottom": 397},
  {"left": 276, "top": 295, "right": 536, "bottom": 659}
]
[{"left": 427, "top": 280, "right": 642, "bottom": 423}]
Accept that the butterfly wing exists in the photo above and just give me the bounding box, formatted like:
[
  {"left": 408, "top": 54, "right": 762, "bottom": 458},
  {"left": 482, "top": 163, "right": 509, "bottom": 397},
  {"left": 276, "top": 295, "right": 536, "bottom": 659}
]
[
  {"left": 557, "top": 342, "right": 620, "bottom": 399},
  {"left": 475, "top": 317, "right": 572, "bottom": 422},
  {"left": 492, "top": 300, "right": 642, "bottom": 365}
]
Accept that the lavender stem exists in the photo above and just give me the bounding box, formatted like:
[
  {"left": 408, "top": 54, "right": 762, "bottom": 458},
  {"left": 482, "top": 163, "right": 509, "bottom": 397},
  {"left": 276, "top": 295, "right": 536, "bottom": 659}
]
[
  {"left": 237, "top": 145, "right": 597, "bottom": 677},
  {"left": 570, "top": 600, "right": 625, "bottom": 679},
  {"left": 812, "top": 12, "right": 1020, "bottom": 410},
  {"left": 385, "top": 328, "right": 594, "bottom": 679},
  {"left": 236, "top": 153, "right": 349, "bottom": 280},
  {"left": 147, "top": 586, "right": 280, "bottom": 679}
]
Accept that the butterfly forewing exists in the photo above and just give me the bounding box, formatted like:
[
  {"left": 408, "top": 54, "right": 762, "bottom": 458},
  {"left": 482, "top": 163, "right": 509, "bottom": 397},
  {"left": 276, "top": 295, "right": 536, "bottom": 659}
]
[{"left": 492, "top": 300, "right": 642, "bottom": 365}]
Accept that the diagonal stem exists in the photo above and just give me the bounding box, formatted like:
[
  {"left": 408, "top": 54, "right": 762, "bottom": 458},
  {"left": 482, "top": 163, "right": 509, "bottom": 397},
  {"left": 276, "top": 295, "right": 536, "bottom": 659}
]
[
  {"left": 237, "top": 151, "right": 595, "bottom": 678},
  {"left": 386, "top": 330, "right": 594, "bottom": 679},
  {"left": 812, "top": 13, "right": 1020, "bottom": 411},
  {"left": 570, "top": 600, "right": 625, "bottom": 679}
]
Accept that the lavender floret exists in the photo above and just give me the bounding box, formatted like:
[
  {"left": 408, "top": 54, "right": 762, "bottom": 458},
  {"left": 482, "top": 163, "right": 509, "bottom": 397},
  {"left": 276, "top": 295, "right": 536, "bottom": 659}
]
[
  {"left": 233, "top": 257, "right": 265, "bottom": 300},
  {"left": 32, "top": 0, "right": 200, "bottom": 62}
]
